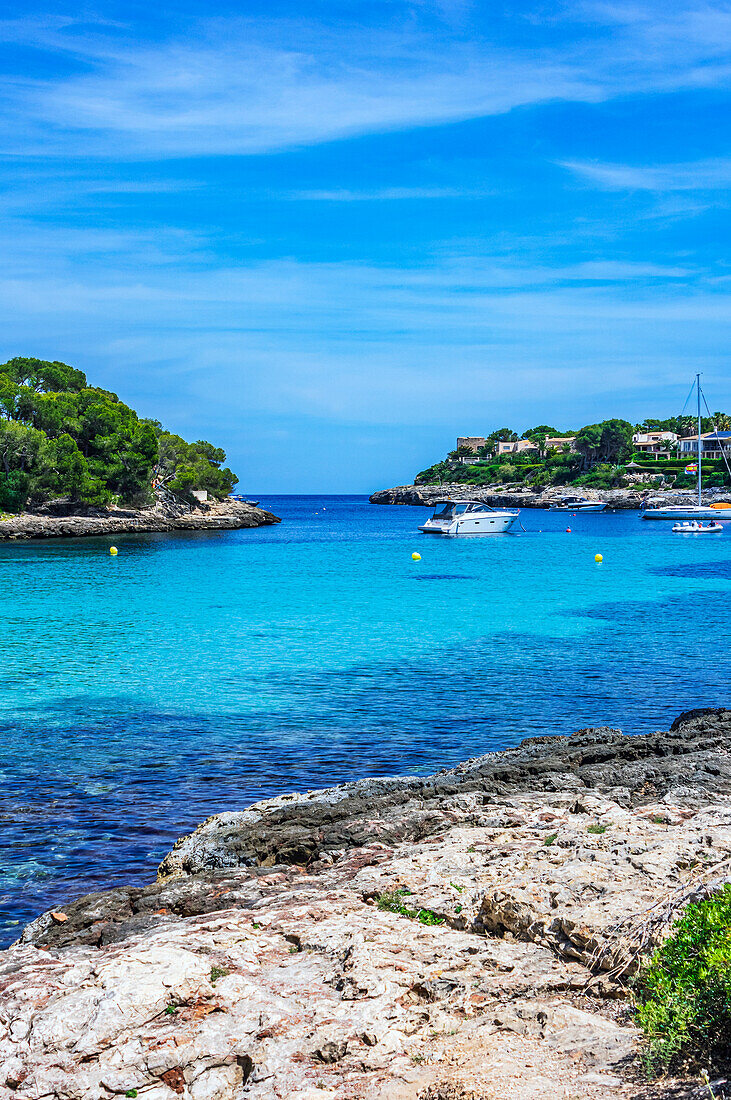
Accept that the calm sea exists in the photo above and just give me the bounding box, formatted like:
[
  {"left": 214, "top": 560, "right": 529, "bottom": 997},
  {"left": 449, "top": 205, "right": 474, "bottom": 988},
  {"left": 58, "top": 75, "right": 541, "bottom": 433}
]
[{"left": 1, "top": 496, "right": 729, "bottom": 943}]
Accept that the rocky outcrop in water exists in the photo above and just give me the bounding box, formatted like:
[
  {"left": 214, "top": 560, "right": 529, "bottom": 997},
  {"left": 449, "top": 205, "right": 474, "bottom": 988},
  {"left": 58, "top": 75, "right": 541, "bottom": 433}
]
[
  {"left": 0, "top": 497, "right": 280, "bottom": 540},
  {"left": 2, "top": 709, "right": 730, "bottom": 1099},
  {"left": 369, "top": 484, "right": 731, "bottom": 510}
]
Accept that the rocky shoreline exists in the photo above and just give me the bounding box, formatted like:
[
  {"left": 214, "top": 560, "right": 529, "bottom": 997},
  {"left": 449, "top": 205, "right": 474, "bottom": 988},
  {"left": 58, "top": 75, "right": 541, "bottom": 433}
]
[
  {"left": 0, "top": 497, "right": 280, "bottom": 541},
  {"left": 2, "top": 708, "right": 730, "bottom": 1098},
  {"left": 370, "top": 483, "right": 731, "bottom": 510}
]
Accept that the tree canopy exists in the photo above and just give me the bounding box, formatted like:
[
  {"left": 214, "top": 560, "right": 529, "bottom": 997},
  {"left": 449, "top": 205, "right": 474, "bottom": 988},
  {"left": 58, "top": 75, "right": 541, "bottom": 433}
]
[
  {"left": 487, "top": 427, "right": 518, "bottom": 444},
  {"left": 522, "top": 424, "right": 560, "bottom": 440},
  {"left": 574, "top": 419, "right": 634, "bottom": 468},
  {"left": 0, "top": 357, "right": 238, "bottom": 513}
]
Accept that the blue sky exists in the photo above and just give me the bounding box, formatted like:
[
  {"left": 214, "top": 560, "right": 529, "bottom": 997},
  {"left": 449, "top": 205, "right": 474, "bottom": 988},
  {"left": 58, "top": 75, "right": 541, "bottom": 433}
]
[{"left": 1, "top": 0, "right": 730, "bottom": 492}]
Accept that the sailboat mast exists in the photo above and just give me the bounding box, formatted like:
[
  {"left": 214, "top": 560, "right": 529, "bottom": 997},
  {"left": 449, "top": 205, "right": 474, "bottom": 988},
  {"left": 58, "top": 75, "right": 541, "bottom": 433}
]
[{"left": 696, "top": 372, "right": 702, "bottom": 507}]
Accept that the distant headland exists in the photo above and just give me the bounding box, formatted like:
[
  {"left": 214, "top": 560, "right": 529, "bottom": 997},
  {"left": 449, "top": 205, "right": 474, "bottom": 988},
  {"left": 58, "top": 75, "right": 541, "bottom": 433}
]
[
  {"left": 372, "top": 416, "right": 731, "bottom": 507},
  {"left": 0, "top": 357, "right": 279, "bottom": 538}
]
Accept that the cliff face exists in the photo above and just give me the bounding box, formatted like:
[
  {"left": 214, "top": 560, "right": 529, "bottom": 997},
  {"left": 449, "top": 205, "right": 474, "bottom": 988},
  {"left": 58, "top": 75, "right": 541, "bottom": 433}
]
[
  {"left": 2, "top": 710, "right": 731, "bottom": 1099},
  {"left": 369, "top": 484, "right": 730, "bottom": 510},
  {"left": 0, "top": 497, "right": 280, "bottom": 540}
]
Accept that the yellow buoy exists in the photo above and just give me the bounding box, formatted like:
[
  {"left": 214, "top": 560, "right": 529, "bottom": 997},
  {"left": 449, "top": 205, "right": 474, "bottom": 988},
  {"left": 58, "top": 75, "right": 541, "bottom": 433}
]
[
  {"left": 109, "top": 546, "right": 118, "bottom": 556},
  {"left": 412, "top": 552, "right": 421, "bottom": 561},
  {"left": 595, "top": 553, "right": 603, "bottom": 563}
]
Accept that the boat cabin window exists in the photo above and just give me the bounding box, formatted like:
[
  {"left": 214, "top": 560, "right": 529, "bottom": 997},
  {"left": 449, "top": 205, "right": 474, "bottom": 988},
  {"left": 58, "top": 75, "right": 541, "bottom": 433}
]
[{"left": 431, "top": 501, "right": 488, "bottom": 518}]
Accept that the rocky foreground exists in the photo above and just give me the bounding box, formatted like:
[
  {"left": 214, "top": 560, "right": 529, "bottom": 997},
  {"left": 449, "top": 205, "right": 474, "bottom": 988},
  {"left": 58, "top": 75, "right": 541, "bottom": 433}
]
[
  {"left": 0, "top": 497, "right": 280, "bottom": 541},
  {"left": 2, "top": 710, "right": 731, "bottom": 1100},
  {"left": 369, "top": 484, "right": 731, "bottom": 510}
]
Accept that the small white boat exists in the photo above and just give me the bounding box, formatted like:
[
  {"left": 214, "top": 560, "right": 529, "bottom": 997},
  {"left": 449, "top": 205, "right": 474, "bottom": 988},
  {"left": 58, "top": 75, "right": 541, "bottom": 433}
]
[
  {"left": 549, "top": 495, "right": 608, "bottom": 513},
  {"left": 672, "top": 520, "right": 723, "bottom": 533},
  {"left": 419, "top": 499, "right": 519, "bottom": 536}
]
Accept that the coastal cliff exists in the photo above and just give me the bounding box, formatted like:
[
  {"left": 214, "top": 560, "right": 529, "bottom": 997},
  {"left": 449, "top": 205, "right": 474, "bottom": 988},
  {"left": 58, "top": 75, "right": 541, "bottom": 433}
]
[
  {"left": 370, "top": 483, "right": 731, "bottom": 510},
  {"left": 1, "top": 709, "right": 730, "bottom": 1098},
  {"left": 0, "top": 497, "right": 280, "bottom": 540}
]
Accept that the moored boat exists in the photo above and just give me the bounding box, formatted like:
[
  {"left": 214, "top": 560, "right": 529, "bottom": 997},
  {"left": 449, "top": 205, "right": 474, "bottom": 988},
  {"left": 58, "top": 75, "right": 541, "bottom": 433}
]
[
  {"left": 419, "top": 499, "right": 519, "bottom": 536},
  {"left": 549, "top": 495, "right": 608, "bottom": 512},
  {"left": 642, "top": 502, "right": 725, "bottom": 520},
  {"left": 672, "top": 520, "right": 723, "bottom": 533}
]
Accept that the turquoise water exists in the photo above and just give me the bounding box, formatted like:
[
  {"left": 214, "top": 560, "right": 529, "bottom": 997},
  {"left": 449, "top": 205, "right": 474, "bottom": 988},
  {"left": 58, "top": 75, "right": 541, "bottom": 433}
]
[{"left": 1, "top": 496, "right": 730, "bottom": 942}]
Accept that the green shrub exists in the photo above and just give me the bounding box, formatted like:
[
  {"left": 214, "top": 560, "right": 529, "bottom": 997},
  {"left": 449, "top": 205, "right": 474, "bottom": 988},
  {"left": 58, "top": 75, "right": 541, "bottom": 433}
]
[
  {"left": 635, "top": 885, "right": 731, "bottom": 1074},
  {"left": 0, "top": 471, "right": 29, "bottom": 513},
  {"left": 376, "top": 889, "right": 445, "bottom": 926}
]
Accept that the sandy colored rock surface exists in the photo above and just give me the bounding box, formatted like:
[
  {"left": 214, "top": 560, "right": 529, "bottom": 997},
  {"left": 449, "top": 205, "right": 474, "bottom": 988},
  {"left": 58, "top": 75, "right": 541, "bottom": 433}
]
[{"left": 2, "top": 709, "right": 730, "bottom": 1099}]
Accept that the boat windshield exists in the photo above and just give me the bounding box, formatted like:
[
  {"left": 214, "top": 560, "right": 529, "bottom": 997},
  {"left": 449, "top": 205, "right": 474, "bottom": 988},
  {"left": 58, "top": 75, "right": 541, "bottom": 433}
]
[{"left": 430, "top": 501, "right": 488, "bottom": 518}]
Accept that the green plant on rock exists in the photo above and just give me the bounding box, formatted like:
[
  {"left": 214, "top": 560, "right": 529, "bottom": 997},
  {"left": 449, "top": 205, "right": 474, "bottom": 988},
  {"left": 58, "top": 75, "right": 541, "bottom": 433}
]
[
  {"left": 376, "top": 889, "right": 445, "bottom": 926},
  {"left": 635, "top": 885, "right": 731, "bottom": 1075},
  {"left": 587, "top": 823, "right": 608, "bottom": 834}
]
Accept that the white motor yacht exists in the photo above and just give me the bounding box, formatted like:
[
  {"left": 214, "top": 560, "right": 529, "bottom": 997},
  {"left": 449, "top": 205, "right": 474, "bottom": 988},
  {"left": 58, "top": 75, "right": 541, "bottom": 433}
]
[
  {"left": 419, "top": 499, "right": 519, "bottom": 536},
  {"left": 549, "top": 495, "right": 608, "bottom": 513}
]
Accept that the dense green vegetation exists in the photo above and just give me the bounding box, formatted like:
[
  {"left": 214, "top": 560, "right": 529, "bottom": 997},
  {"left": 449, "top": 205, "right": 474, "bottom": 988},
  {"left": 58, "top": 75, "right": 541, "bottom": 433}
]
[
  {"left": 0, "top": 357, "right": 238, "bottom": 512},
  {"left": 417, "top": 415, "right": 731, "bottom": 491},
  {"left": 636, "top": 886, "right": 731, "bottom": 1075}
]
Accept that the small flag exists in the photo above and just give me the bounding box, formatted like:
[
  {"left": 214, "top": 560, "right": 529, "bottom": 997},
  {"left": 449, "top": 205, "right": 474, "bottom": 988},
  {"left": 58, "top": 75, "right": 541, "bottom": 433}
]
[{"left": 685, "top": 463, "right": 698, "bottom": 474}]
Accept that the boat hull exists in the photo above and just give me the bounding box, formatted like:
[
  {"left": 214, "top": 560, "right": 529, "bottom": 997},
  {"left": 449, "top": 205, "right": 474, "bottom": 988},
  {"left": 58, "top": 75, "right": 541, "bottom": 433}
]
[
  {"left": 642, "top": 507, "right": 726, "bottom": 520},
  {"left": 549, "top": 503, "right": 608, "bottom": 512}
]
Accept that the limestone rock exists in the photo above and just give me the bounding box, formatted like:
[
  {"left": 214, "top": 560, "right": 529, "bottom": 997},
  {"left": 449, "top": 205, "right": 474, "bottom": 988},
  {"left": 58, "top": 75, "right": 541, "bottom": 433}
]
[
  {"left": 0, "top": 498, "right": 280, "bottom": 541},
  {"left": 369, "top": 483, "right": 731, "bottom": 511},
  {"left": 2, "top": 709, "right": 731, "bottom": 1098}
]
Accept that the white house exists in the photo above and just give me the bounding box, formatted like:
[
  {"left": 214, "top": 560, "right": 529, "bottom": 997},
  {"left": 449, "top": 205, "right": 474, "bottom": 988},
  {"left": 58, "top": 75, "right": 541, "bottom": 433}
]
[
  {"left": 543, "top": 436, "right": 576, "bottom": 451},
  {"left": 496, "top": 438, "right": 538, "bottom": 456},
  {"left": 678, "top": 431, "right": 731, "bottom": 458},
  {"left": 632, "top": 431, "right": 678, "bottom": 459}
]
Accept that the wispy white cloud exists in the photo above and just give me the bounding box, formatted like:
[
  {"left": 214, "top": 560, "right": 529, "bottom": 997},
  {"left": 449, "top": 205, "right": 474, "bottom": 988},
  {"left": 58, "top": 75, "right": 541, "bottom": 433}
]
[
  {"left": 0, "top": 217, "right": 726, "bottom": 420},
  {"left": 563, "top": 157, "right": 731, "bottom": 191},
  {"left": 286, "top": 186, "right": 488, "bottom": 200},
  {"left": 1, "top": 209, "right": 728, "bottom": 489},
  {"left": 0, "top": 17, "right": 586, "bottom": 158},
  {"left": 2, "top": 3, "right": 731, "bottom": 159}
]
